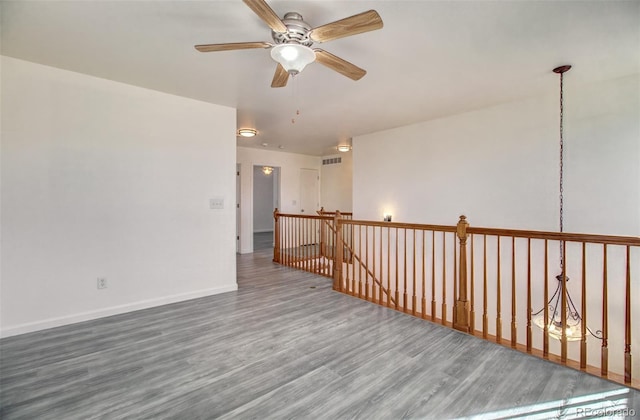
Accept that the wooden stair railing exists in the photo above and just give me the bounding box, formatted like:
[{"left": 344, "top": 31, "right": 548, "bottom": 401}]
[
  {"left": 274, "top": 209, "right": 640, "bottom": 389},
  {"left": 318, "top": 210, "right": 396, "bottom": 306},
  {"left": 273, "top": 209, "right": 335, "bottom": 277}
]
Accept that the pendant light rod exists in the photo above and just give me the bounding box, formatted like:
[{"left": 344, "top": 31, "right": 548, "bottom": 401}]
[{"left": 554, "top": 65, "right": 571, "bottom": 269}]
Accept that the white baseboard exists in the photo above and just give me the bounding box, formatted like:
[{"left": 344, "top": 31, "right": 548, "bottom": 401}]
[{"left": 0, "top": 284, "right": 238, "bottom": 338}]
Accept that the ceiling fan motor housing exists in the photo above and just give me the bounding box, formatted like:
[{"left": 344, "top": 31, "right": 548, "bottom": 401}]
[{"left": 271, "top": 12, "right": 314, "bottom": 47}]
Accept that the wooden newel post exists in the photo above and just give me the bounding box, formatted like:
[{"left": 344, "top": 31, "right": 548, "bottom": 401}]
[
  {"left": 273, "top": 208, "right": 280, "bottom": 263},
  {"left": 333, "top": 211, "right": 343, "bottom": 291},
  {"left": 454, "top": 215, "right": 471, "bottom": 333}
]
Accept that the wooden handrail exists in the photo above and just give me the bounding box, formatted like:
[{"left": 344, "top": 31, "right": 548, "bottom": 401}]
[
  {"left": 467, "top": 226, "right": 640, "bottom": 246},
  {"left": 343, "top": 219, "right": 457, "bottom": 232},
  {"left": 277, "top": 212, "right": 333, "bottom": 220},
  {"left": 318, "top": 207, "right": 353, "bottom": 216}
]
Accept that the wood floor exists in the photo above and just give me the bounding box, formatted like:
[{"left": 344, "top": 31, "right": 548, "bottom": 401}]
[{"left": 1, "top": 246, "right": 638, "bottom": 419}]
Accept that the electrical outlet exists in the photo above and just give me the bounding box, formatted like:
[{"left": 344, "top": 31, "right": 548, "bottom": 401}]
[{"left": 97, "top": 277, "right": 107, "bottom": 289}]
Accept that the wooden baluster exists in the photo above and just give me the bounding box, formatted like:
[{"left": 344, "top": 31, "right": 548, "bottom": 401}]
[
  {"left": 496, "top": 235, "right": 502, "bottom": 343},
  {"left": 323, "top": 220, "right": 328, "bottom": 276},
  {"left": 308, "top": 219, "right": 312, "bottom": 272},
  {"left": 299, "top": 217, "right": 303, "bottom": 268},
  {"left": 351, "top": 222, "right": 356, "bottom": 294},
  {"left": 543, "top": 240, "right": 549, "bottom": 358},
  {"left": 470, "top": 233, "right": 475, "bottom": 334},
  {"left": 624, "top": 245, "right": 632, "bottom": 383},
  {"left": 422, "top": 230, "right": 427, "bottom": 319},
  {"left": 358, "top": 225, "right": 363, "bottom": 298},
  {"left": 483, "top": 235, "right": 488, "bottom": 339},
  {"left": 580, "top": 242, "right": 586, "bottom": 369},
  {"left": 453, "top": 231, "right": 458, "bottom": 326},
  {"left": 526, "top": 238, "right": 532, "bottom": 353},
  {"left": 282, "top": 217, "right": 286, "bottom": 266},
  {"left": 291, "top": 217, "right": 295, "bottom": 268},
  {"left": 304, "top": 218, "right": 309, "bottom": 272},
  {"left": 404, "top": 228, "right": 408, "bottom": 312},
  {"left": 602, "top": 244, "right": 608, "bottom": 376},
  {"left": 379, "top": 226, "right": 383, "bottom": 305},
  {"left": 442, "top": 232, "right": 447, "bottom": 326},
  {"left": 387, "top": 228, "right": 391, "bottom": 308},
  {"left": 431, "top": 231, "right": 436, "bottom": 321},
  {"left": 332, "top": 212, "right": 343, "bottom": 291},
  {"left": 342, "top": 224, "right": 353, "bottom": 286},
  {"left": 372, "top": 226, "right": 376, "bottom": 302},
  {"left": 316, "top": 219, "right": 320, "bottom": 275},
  {"left": 454, "top": 215, "right": 470, "bottom": 333},
  {"left": 366, "top": 226, "right": 370, "bottom": 301},
  {"left": 301, "top": 218, "right": 305, "bottom": 271},
  {"left": 561, "top": 240, "right": 567, "bottom": 363},
  {"left": 289, "top": 217, "right": 292, "bottom": 267},
  {"left": 511, "top": 237, "right": 517, "bottom": 348},
  {"left": 273, "top": 209, "right": 280, "bottom": 263},
  {"left": 395, "top": 227, "right": 399, "bottom": 309},
  {"left": 285, "top": 217, "right": 289, "bottom": 267},
  {"left": 412, "top": 229, "right": 417, "bottom": 315}
]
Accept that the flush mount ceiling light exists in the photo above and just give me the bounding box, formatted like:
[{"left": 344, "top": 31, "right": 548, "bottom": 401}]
[
  {"left": 262, "top": 166, "right": 274, "bottom": 175},
  {"left": 337, "top": 145, "right": 351, "bottom": 152},
  {"left": 237, "top": 128, "right": 257, "bottom": 137},
  {"left": 270, "top": 43, "right": 316, "bottom": 75}
]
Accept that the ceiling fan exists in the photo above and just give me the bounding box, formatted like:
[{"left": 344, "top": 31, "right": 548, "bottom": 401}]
[{"left": 195, "top": 0, "right": 383, "bottom": 88}]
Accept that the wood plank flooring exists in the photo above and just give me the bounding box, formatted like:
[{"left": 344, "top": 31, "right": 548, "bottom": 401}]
[{"left": 1, "top": 247, "right": 638, "bottom": 419}]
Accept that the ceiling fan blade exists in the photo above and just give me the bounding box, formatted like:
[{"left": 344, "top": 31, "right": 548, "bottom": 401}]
[
  {"left": 314, "top": 49, "right": 366, "bottom": 81},
  {"left": 242, "top": 0, "right": 287, "bottom": 33},
  {"left": 271, "top": 63, "right": 289, "bottom": 88},
  {"left": 195, "top": 42, "right": 271, "bottom": 52},
  {"left": 309, "top": 10, "right": 383, "bottom": 43}
]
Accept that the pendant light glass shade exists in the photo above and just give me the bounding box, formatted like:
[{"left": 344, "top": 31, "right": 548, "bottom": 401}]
[
  {"left": 270, "top": 44, "right": 316, "bottom": 75},
  {"left": 532, "top": 275, "right": 583, "bottom": 341}
]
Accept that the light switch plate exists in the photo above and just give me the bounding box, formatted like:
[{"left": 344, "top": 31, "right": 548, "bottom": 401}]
[{"left": 210, "top": 197, "right": 224, "bottom": 209}]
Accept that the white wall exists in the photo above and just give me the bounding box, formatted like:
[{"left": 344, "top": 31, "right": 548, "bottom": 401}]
[
  {"left": 353, "top": 74, "right": 640, "bottom": 236},
  {"left": 1, "top": 57, "right": 237, "bottom": 337},
  {"left": 320, "top": 152, "right": 353, "bottom": 213},
  {"left": 237, "top": 147, "right": 320, "bottom": 253},
  {"left": 352, "top": 73, "right": 639, "bottom": 377},
  {"left": 253, "top": 165, "right": 274, "bottom": 232}
]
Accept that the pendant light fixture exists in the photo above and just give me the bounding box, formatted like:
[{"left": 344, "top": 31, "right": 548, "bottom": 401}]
[{"left": 532, "top": 65, "right": 601, "bottom": 342}]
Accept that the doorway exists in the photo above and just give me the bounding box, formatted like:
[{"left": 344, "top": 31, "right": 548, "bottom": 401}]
[
  {"left": 299, "top": 168, "right": 319, "bottom": 215},
  {"left": 253, "top": 165, "right": 280, "bottom": 251},
  {"left": 236, "top": 164, "right": 241, "bottom": 253}
]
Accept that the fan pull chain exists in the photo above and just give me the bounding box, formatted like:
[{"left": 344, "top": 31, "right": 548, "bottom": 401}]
[{"left": 290, "top": 74, "right": 301, "bottom": 124}]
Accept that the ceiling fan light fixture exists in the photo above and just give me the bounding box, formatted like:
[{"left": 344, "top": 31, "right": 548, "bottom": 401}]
[
  {"left": 270, "top": 44, "right": 316, "bottom": 75},
  {"left": 238, "top": 128, "right": 257, "bottom": 137}
]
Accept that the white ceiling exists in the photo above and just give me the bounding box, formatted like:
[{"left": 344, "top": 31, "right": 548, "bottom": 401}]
[{"left": 2, "top": 1, "right": 638, "bottom": 156}]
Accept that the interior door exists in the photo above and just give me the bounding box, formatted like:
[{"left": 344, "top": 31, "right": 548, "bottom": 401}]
[
  {"left": 299, "top": 168, "right": 319, "bottom": 215},
  {"left": 236, "top": 164, "right": 241, "bottom": 253}
]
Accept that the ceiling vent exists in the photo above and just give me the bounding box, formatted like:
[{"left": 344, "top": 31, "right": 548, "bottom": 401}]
[{"left": 322, "top": 157, "right": 342, "bottom": 165}]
